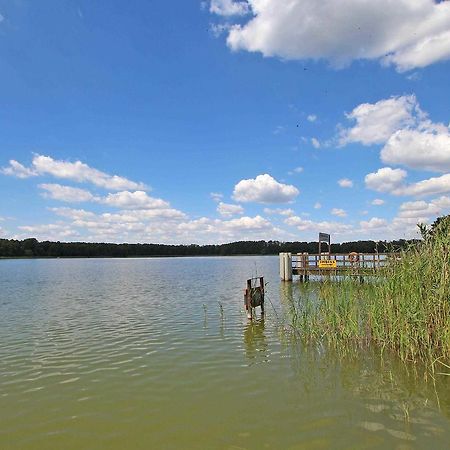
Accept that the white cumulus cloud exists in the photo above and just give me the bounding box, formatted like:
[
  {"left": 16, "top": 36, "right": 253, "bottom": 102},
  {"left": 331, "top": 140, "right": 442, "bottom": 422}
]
[
  {"left": 216, "top": 0, "right": 450, "bottom": 72},
  {"left": 340, "top": 95, "right": 421, "bottom": 146},
  {"left": 39, "top": 184, "right": 98, "bottom": 203},
  {"left": 1, "top": 154, "right": 146, "bottom": 191},
  {"left": 340, "top": 95, "right": 450, "bottom": 176},
  {"left": 233, "top": 174, "right": 299, "bottom": 203},
  {"left": 396, "top": 173, "right": 450, "bottom": 197},
  {"left": 209, "top": 0, "right": 250, "bottom": 16},
  {"left": 398, "top": 200, "right": 440, "bottom": 219},
  {"left": 285, "top": 215, "right": 352, "bottom": 235},
  {"left": 365, "top": 167, "right": 408, "bottom": 193},
  {"left": 32, "top": 155, "right": 146, "bottom": 191},
  {"left": 381, "top": 125, "right": 450, "bottom": 173},
  {"left": 217, "top": 202, "right": 244, "bottom": 217},
  {"left": 359, "top": 217, "right": 388, "bottom": 229},
  {"left": 263, "top": 208, "right": 295, "bottom": 217},
  {"left": 101, "top": 191, "right": 169, "bottom": 210},
  {"left": 366, "top": 168, "right": 450, "bottom": 197}
]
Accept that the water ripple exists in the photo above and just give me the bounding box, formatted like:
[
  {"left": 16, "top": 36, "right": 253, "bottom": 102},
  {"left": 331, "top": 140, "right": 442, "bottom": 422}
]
[{"left": 0, "top": 257, "right": 449, "bottom": 449}]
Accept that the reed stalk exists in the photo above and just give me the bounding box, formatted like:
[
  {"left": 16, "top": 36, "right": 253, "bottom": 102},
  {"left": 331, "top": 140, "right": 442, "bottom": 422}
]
[{"left": 287, "top": 217, "right": 450, "bottom": 366}]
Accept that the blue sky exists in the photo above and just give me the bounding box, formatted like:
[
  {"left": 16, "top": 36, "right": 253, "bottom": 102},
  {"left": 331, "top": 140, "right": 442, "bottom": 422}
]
[{"left": 1, "top": 0, "right": 450, "bottom": 244}]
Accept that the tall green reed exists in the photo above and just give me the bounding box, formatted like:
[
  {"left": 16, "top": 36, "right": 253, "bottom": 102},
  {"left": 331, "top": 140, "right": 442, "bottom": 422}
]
[{"left": 286, "top": 217, "right": 450, "bottom": 365}]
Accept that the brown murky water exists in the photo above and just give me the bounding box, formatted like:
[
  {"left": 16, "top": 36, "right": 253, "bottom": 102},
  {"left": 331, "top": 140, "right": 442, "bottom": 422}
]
[{"left": 1, "top": 257, "right": 449, "bottom": 449}]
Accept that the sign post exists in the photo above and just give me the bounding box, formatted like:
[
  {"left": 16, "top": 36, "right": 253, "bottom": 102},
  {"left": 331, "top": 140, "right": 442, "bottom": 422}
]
[{"left": 318, "top": 232, "right": 331, "bottom": 256}]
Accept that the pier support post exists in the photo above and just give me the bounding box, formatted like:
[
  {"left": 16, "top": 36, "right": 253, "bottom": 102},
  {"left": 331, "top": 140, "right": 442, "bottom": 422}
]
[
  {"left": 284, "top": 252, "right": 292, "bottom": 281},
  {"left": 279, "top": 253, "right": 285, "bottom": 281},
  {"left": 279, "top": 253, "right": 292, "bottom": 281}
]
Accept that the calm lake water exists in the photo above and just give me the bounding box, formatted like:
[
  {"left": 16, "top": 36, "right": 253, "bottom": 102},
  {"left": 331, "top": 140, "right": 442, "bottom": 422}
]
[{"left": 1, "top": 256, "right": 449, "bottom": 449}]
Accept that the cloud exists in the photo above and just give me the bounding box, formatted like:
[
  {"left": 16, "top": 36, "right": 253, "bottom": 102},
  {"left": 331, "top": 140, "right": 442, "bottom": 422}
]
[
  {"left": 338, "top": 178, "right": 353, "bottom": 188},
  {"left": 381, "top": 125, "right": 450, "bottom": 173},
  {"left": 394, "top": 196, "right": 450, "bottom": 223},
  {"left": 311, "top": 137, "right": 321, "bottom": 148},
  {"left": 1, "top": 154, "right": 146, "bottom": 191},
  {"left": 407, "top": 72, "right": 422, "bottom": 82},
  {"left": 383, "top": 29, "right": 450, "bottom": 72},
  {"left": 289, "top": 166, "right": 304, "bottom": 175},
  {"left": 220, "top": 215, "right": 271, "bottom": 231},
  {"left": 432, "top": 195, "right": 450, "bottom": 210},
  {"left": 39, "top": 184, "right": 97, "bottom": 203},
  {"left": 50, "top": 207, "right": 96, "bottom": 221},
  {"left": 32, "top": 155, "right": 146, "bottom": 191},
  {"left": 341, "top": 95, "right": 450, "bottom": 175},
  {"left": 53, "top": 207, "right": 185, "bottom": 223},
  {"left": 209, "top": 0, "right": 250, "bottom": 16},
  {"left": 397, "top": 200, "right": 440, "bottom": 219},
  {"left": 1, "top": 160, "right": 38, "bottom": 178},
  {"left": 217, "top": 201, "right": 244, "bottom": 217},
  {"left": 175, "top": 215, "right": 278, "bottom": 242},
  {"left": 314, "top": 202, "right": 322, "bottom": 209},
  {"left": 371, "top": 199, "right": 385, "bottom": 206},
  {"left": 359, "top": 217, "right": 388, "bottom": 229},
  {"left": 263, "top": 208, "right": 295, "bottom": 217},
  {"left": 18, "top": 223, "right": 81, "bottom": 240},
  {"left": 39, "top": 184, "right": 174, "bottom": 212},
  {"left": 366, "top": 167, "right": 450, "bottom": 197},
  {"left": 273, "top": 125, "right": 287, "bottom": 135},
  {"left": 42, "top": 206, "right": 283, "bottom": 244},
  {"left": 395, "top": 173, "right": 450, "bottom": 197},
  {"left": 307, "top": 114, "right": 317, "bottom": 122},
  {"left": 217, "top": 0, "right": 450, "bottom": 71},
  {"left": 210, "top": 192, "right": 224, "bottom": 202},
  {"left": 365, "top": 167, "right": 408, "bottom": 193},
  {"left": 210, "top": 23, "right": 232, "bottom": 38},
  {"left": 101, "top": 190, "right": 169, "bottom": 210},
  {"left": 285, "top": 215, "right": 352, "bottom": 235},
  {"left": 233, "top": 174, "right": 299, "bottom": 203},
  {"left": 331, "top": 208, "right": 347, "bottom": 218},
  {"left": 339, "top": 95, "right": 420, "bottom": 146}
]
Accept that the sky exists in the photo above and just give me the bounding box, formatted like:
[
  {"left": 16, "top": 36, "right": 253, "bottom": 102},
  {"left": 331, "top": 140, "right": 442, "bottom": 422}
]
[{"left": 0, "top": 0, "right": 450, "bottom": 245}]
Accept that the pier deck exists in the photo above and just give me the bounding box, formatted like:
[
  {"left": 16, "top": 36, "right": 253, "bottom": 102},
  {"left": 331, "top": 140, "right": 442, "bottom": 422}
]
[{"left": 280, "top": 252, "right": 395, "bottom": 281}]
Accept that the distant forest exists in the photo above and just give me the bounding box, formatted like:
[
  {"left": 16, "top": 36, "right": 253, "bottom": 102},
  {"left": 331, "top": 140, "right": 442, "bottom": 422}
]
[{"left": 0, "top": 238, "right": 417, "bottom": 258}]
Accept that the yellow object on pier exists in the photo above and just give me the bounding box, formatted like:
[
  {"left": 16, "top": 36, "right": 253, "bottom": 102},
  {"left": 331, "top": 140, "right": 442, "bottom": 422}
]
[{"left": 318, "top": 260, "right": 337, "bottom": 269}]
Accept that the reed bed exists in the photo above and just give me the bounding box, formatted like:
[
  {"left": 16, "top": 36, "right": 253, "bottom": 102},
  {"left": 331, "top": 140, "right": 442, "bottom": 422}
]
[{"left": 286, "top": 218, "right": 450, "bottom": 366}]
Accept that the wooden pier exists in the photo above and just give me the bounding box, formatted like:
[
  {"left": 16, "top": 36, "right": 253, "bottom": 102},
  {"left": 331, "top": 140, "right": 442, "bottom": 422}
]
[{"left": 279, "top": 252, "right": 394, "bottom": 281}]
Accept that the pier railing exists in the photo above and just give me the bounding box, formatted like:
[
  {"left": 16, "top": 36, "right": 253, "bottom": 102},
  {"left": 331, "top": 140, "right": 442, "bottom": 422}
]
[{"left": 280, "top": 252, "right": 396, "bottom": 281}]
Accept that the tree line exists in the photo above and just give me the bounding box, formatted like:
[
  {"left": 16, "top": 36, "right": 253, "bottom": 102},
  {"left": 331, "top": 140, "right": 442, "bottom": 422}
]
[{"left": 0, "top": 237, "right": 417, "bottom": 258}]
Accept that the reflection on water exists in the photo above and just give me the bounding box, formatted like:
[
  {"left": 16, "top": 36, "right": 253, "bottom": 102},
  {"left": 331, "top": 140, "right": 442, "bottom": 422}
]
[
  {"left": 0, "top": 257, "right": 449, "bottom": 450},
  {"left": 243, "top": 319, "right": 269, "bottom": 364}
]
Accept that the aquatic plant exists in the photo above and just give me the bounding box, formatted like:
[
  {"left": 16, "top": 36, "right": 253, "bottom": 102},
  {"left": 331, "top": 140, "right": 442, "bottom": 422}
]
[{"left": 286, "top": 217, "right": 450, "bottom": 366}]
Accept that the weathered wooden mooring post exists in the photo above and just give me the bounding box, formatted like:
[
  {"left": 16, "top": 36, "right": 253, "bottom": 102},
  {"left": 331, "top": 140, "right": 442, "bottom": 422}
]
[{"left": 244, "top": 277, "right": 265, "bottom": 320}]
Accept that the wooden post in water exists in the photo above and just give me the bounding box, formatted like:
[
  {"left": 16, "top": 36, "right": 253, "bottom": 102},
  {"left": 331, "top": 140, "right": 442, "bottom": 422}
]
[{"left": 244, "top": 277, "right": 265, "bottom": 320}]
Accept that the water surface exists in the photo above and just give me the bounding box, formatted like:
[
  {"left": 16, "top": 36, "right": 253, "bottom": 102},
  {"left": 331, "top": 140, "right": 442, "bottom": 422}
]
[{"left": 1, "top": 257, "right": 449, "bottom": 449}]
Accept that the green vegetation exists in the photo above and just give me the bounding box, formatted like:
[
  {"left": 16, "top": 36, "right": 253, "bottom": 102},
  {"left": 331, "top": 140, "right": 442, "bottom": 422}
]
[
  {"left": 0, "top": 237, "right": 415, "bottom": 258},
  {"left": 285, "top": 215, "right": 450, "bottom": 367}
]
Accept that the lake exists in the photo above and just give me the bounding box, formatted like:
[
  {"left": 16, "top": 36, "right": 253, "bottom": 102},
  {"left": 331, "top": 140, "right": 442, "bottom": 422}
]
[{"left": 1, "top": 256, "right": 449, "bottom": 449}]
